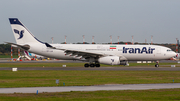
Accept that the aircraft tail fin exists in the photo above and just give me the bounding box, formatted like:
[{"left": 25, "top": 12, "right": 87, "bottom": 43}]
[
  {"left": 9, "top": 18, "right": 44, "bottom": 44},
  {"left": 23, "top": 51, "right": 32, "bottom": 60},
  {"left": 24, "top": 50, "right": 29, "bottom": 56}
]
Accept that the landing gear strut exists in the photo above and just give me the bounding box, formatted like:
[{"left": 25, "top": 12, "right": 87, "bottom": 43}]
[{"left": 84, "top": 63, "right": 100, "bottom": 68}]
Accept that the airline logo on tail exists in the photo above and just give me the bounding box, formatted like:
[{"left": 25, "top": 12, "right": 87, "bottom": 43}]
[{"left": 14, "top": 29, "right": 24, "bottom": 39}]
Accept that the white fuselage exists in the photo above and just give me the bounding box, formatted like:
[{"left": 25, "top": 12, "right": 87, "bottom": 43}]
[{"left": 27, "top": 43, "right": 176, "bottom": 61}]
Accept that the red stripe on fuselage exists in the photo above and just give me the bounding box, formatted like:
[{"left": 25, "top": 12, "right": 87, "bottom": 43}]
[{"left": 110, "top": 47, "right": 116, "bottom": 49}]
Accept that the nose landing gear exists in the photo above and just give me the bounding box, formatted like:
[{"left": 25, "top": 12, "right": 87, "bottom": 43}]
[
  {"left": 155, "top": 64, "right": 159, "bottom": 67},
  {"left": 155, "top": 61, "right": 159, "bottom": 67}
]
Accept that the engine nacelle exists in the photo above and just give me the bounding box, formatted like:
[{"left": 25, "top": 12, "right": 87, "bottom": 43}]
[{"left": 98, "top": 56, "right": 120, "bottom": 65}]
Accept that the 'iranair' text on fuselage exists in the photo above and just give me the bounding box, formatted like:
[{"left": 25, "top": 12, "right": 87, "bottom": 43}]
[{"left": 123, "top": 47, "right": 155, "bottom": 54}]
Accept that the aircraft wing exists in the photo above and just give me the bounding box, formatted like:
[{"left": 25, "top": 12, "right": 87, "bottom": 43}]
[
  {"left": 63, "top": 49, "right": 108, "bottom": 58},
  {"left": 45, "top": 43, "right": 114, "bottom": 59},
  {"left": 57, "top": 47, "right": 127, "bottom": 60}
]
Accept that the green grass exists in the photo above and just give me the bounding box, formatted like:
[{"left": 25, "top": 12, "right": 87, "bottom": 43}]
[
  {"left": 0, "top": 62, "right": 179, "bottom": 100},
  {"left": 0, "top": 70, "right": 180, "bottom": 88},
  {"left": 0, "top": 55, "right": 18, "bottom": 58},
  {"left": 0, "top": 89, "right": 180, "bottom": 101}
]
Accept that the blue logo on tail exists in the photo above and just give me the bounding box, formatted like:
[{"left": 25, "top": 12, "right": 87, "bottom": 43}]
[{"left": 14, "top": 29, "right": 24, "bottom": 39}]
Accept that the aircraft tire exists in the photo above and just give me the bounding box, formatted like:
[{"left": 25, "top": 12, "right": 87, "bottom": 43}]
[
  {"left": 90, "top": 64, "right": 95, "bottom": 67},
  {"left": 84, "top": 63, "right": 89, "bottom": 68},
  {"left": 95, "top": 64, "right": 100, "bottom": 67},
  {"left": 155, "top": 64, "right": 159, "bottom": 67}
]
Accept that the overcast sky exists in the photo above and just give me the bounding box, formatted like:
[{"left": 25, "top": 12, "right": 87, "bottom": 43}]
[{"left": 1, "top": 0, "right": 180, "bottom": 44}]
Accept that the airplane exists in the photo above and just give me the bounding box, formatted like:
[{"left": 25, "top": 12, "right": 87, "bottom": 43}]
[
  {"left": 24, "top": 51, "right": 45, "bottom": 60},
  {"left": 7, "top": 18, "right": 176, "bottom": 67}
]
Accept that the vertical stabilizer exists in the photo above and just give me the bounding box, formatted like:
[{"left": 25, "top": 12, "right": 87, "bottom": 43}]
[{"left": 9, "top": 18, "right": 44, "bottom": 44}]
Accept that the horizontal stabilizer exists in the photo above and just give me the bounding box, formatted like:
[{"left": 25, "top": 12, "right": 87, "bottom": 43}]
[{"left": 5, "top": 42, "right": 30, "bottom": 50}]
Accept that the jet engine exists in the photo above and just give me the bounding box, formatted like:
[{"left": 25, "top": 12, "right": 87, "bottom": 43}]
[
  {"left": 98, "top": 56, "right": 120, "bottom": 65},
  {"left": 98, "top": 56, "right": 128, "bottom": 65}
]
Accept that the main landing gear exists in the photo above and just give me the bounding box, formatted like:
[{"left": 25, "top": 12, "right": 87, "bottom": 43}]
[{"left": 84, "top": 63, "right": 100, "bottom": 67}]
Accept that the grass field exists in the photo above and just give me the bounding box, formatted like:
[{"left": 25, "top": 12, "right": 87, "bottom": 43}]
[
  {"left": 0, "top": 55, "right": 18, "bottom": 58},
  {"left": 0, "top": 70, "right": 180, "bottom": 88},
  {"left": 0, "top": 89, "right": 180, "bottom": 101},
  {"left": 0, "top": 62, "right": 180, "bottom": 100}
]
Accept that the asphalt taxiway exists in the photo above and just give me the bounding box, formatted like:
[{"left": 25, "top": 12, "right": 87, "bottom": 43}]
[
  {"left": 0, "top": 83, "right": 180, "bottom": 94},
  {"left": 0, "top": 59, "right": 180, "bottom": 71}
]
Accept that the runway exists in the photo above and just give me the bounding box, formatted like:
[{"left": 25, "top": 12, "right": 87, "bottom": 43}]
[{"left": 0, "top": 83, "right": 180, "bottom": 94}]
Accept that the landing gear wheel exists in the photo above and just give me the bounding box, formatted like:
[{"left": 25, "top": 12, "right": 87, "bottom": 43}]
[
  {"left": 155, "top": 64, "right": 159, "bottom": 67},
  {"left": 155, "top": 61, "right": 159, "bottom": 67},
  {"left": 95, "top": 64, "right": 100, "bottom": 67},
  {"left": 84, "top": 63, "right": 89, "bottom": 68},
  {"left": 90, "top": 64, "right": 95, "bottom": 67}
]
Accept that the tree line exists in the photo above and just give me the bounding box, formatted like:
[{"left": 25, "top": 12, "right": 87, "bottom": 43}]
[{"left": 0, "top": 44, "right": 20, "bottom": 55}]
